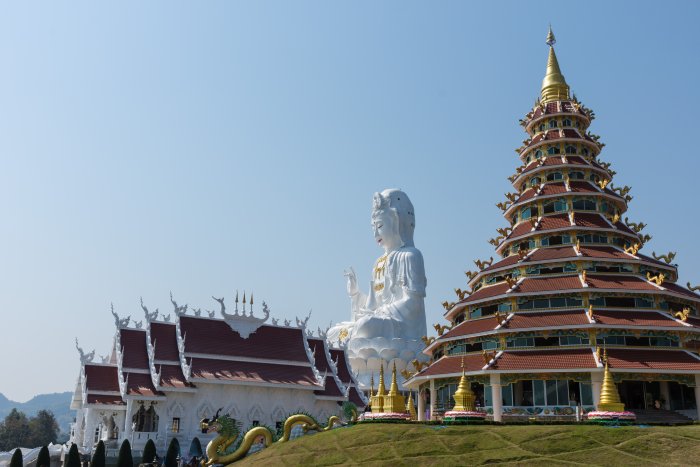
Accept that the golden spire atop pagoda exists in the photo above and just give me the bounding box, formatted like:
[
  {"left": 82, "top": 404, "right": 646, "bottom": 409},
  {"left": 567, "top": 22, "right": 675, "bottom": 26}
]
[
  {"left": 389, "top": 361, "right": 400, "bottom": 396},
  {"left": 541, "top": 26, "right": 570, "bottom": 103},
  {"left": 377, "top": 362, "right": 386, "bottom": 396},
  {"left": 382, "top": 362, "right": 407, "bottom": 413},
  {"left": 598, "top": 349, "right": 626, "bottom": 412},
  {"left": 406, "top": 391, "right": 416, "bottom": 420}
]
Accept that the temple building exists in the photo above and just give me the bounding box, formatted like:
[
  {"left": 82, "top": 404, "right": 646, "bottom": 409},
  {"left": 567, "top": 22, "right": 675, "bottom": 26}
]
[
  {"left": 405, "top": 28, "right": 700, "bottom": 424},
  {"left": 69, "top": 296, "right": 366, "bottom": 454}
]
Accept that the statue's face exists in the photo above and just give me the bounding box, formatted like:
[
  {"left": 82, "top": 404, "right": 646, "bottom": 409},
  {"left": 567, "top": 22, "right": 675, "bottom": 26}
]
[{"left": 372, "top": 209, "right": 401, "bottom": 252}]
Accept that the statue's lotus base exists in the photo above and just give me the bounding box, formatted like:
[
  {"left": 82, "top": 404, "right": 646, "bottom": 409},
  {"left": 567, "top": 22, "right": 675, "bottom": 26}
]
[
  {"left": 443, "top": 410, "right": 487, "bottom": 421},
  {"left": 362, "top": 412, "right": 411, "bottom": 421},
  {"left": 585, "top": 411, "right": 636, "bottom": 424}
]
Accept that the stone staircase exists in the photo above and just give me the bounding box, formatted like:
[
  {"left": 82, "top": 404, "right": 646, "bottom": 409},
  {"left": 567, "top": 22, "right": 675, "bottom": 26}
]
[{"left": 630, "top": 408, "right": 695, "bottom": 425}]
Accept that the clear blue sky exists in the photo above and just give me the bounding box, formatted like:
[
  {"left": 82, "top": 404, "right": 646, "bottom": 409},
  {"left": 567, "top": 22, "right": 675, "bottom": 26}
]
[{"left": 1, "top": 1, "right": 699, "bottom": 401}]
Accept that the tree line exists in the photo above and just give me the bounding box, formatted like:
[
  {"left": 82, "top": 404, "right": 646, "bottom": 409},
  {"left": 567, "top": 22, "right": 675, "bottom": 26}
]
[{"left": 0, "top": 409, "right": 59, "bottom": 451}]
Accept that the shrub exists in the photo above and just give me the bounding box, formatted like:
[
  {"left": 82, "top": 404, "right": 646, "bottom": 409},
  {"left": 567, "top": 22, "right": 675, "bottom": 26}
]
[
  {"left": 141, "top": 439, "right": 157, "bottom": 466},
  {"left": 37, "top": 446, "right": 50, "bottom": 467},
  {"left": 10, "top": 449, "right": 23, "bottom": 467},
  {"left": 116, "top": 439, "right": 133, "bottom": 467},
  {"left": 91, "top": 440, "right": 105, "bottom": 467},
  {"left": 66, "top": 444, "right": 81, "bottom": 467},
  {"left": 165, "top": 438, "right": 180, "bottom": 467}
]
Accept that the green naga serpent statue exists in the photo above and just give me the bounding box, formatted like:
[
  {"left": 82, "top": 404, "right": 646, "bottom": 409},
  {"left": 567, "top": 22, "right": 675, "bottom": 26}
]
[{"left": 200, "top": 410, "right": 343, "bottom": 466}]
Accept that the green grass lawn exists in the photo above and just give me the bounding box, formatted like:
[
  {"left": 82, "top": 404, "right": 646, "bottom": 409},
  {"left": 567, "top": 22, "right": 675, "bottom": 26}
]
[{"left": 237, "top": 423, "right": 700, "bottom": 466}]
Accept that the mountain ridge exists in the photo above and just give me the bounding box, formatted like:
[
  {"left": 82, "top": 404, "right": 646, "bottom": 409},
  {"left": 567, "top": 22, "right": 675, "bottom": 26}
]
[{"left": 0, "top": 392, "right": 73, "bottom": 435}]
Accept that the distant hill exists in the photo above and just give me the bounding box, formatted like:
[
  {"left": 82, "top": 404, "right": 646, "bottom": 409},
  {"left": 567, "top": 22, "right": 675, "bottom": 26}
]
[{"left": 0, "top": 392, "right": 73, "bottom": 436}]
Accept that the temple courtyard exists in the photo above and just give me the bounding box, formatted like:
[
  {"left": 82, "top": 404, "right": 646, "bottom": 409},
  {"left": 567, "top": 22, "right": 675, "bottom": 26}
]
[{"left": 238, "top": 423, "right": 700, "bottom": 466}]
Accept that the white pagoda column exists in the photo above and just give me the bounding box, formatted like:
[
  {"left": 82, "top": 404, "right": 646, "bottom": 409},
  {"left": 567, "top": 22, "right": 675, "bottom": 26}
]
[
  {"left": 490, "top": 373, "right": 502, "bottom": 423},
  {"left": 417, "top": 388, "right": 425, "bottom": 421},
  {"left": 695, "top": 375, "right": 700, "bottom": 421},
  {"left": 591, "top": 371, "right": 603, "bottom": 410},
  {"left": 123, "top": 399, "right": 134, "bottom": 443},
  {"left": 429, "top": 379, "right": 436, "bottom": 421},
  {"left": 659, "top": 381, "right": 671, "bottom": 409}
]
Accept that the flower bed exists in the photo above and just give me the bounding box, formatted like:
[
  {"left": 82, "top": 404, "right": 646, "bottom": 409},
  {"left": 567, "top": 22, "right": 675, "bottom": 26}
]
[
  {"left": 585, "top": 411, "right": 636, "bottom": 423},
  {"left": 362, "top": 412, "right": 411, "bottom": 421},
  {"left": 443, "top": 410, "right": 487, "bottom": 421}
]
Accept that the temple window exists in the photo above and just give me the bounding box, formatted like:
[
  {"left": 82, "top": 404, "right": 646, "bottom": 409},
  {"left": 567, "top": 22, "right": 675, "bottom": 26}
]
[
  {"left": 547, "top": 145, "right": 560, "bottom": 155},
  {"left": 582, "top": 147, "right": 589, "bottom": 156},
  {"left": 576, "top": 233, "right": 607, "bottom": 244},
  {"left": 562, "top": 118, "right": 572, "bottom": 127},
  {"left": 559, "top": 335, "right": 588, "bottom": 346},
  {"left": 518, "top": 239, "right": 536, "bottom": 251},
  {"left": 546, "top": 171, "right": 563, "bottom": 181},
  {"left": 132, "top": 405, "right": 159, "bottom": 432},
  {"left": 471, "top": 302, "right": 511, "bottom": 318},
  {"left": 535, "top": 150, "right": 543, "bottom": 159},
  {"left": 541, "top": 234, "right": 571, "bottom": 246},
  {"left": 482, "top": 340, "right": 498, "bottom": 350},
  {"left": 530, "top": 176, "right": 541, "bottom": 187},
  {"left": 171, "top": 418, "right": 180, "bottom": 433},
  {"left": 520, "top": 206, "right": 538, "bottom": 220},
  {"left": 543, "top": 199, "right": 567, "bottom": 214},
  {"left": 548, "top": 119, "right": 557, "bottom": 128},
  {"left": 518, "top": 296, "right": 582, "bottom": 310},
  {"left": 568, "top": 171, "right": 584, "bottom": 180},
  {"left": 575, "top": 120, "right": 581, "bottom": 128},
  {"left": 589, "top": 173, "right": 601, "bottom": 183},
  {"left": 565, "top": 145, "right": 576, "bottom": 154},
  {"left": 533, "top": 336, "right": 558, "bottom": 347},
  {"left": 539, "top": 123, "right": 545, "bottom": 132}
]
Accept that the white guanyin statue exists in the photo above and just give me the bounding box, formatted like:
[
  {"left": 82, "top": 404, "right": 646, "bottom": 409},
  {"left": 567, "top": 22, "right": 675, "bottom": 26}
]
[{"left": 328, "top": 189, "right": 429, "bottom": 390}]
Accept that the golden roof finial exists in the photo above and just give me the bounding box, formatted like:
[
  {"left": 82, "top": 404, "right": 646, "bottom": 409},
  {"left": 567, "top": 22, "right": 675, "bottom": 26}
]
[
  {"left": 377, "top": 361, "right": 386, "bottom": 396},
  {"left": 389, "top": 361, "right": 400, "bottom": 396},
  {"left": 369, "top": 373, "right": 375, "bottom": 398},
  {"left": 541, "top": 26, "right": 570, "bottom": 103},
  {"left": 598, "top": 347, "right": 625, "bottom": 412}
]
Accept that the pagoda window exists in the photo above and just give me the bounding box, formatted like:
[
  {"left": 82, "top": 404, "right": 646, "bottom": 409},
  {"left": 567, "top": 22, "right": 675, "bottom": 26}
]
[
  {"left": 581, "top": 147, "right": 590, "bottom": 156},
  {"left": 547, "top": 145, "right": 560, "bottom": 155},
  {"left": 548, "top": 119, "right": 557, "bottom": 128},
  {"left": 534, "top": 336, "right": 559, "bottom": 347},
  {"left": 565, "top": 145, "right": 577, "bottom": 154},
  {"left": 506, "top": 337, "right": 534, "bottom": 348},
  {"left": 518, "top": 296, "right": 581, "bottom": 310},
  {"left": 520, "top": 206, "right": 538, "bottom": 220},
  {"left": 541, "top": 234, "right": 571, "bottom": 246},
  {"left": 575, "top": 120, "right": 581, "bottom": 129},
  {"left": 454, "top": 312, "right": 466, "bottom": 324},
  {"left": 559, "top": 335, "right": 588, "bottom": 346},
  {"left": 539, "top": 123, "right": 545, "bottom": 132},
  {"left": 529, "top": 176, "right": 541, "bottom": 187},
  {"left": 501, "top": 384, "right": 514, "bottom": 407},
  {"left": 562, "top": 118, "right": 572, "bottom": 127},
  {"left": 534, "top": 150, "right": 543, "bottom": 159},
  {"left": 594, "top": 264, "right": 632, "bottom": 273},
  {"left": 572, "top": 198, "right": 597, "bottom": 211},
  {"left": 543, "top": 199, "right": 567, "bottom": 214},
  {"left": 482, "top": 340, "right": 498, "bottom": 350},
  {"left": 568, "top": 171, "right": 585, "bottom": 180},
  {"left": 635, "top": 297, "right": 654, "bottom": 308},
  {"left": 650, "top": 337, "right": 678, "bottom": 347},
  {"left": 589, "top": 173, "right": 601, "bottom": 183},
  {"left": 546, "top": 171, "right": 563, "bottom": 181},
  {"left": 518, "top": 239, "right": 536, "bottom": 251},
  {"left": 545, "top": 380, "right": 570, "bottom": 406}
]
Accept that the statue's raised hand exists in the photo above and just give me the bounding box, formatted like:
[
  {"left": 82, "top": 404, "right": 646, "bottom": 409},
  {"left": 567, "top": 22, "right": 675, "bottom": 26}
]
[{"left": 344, "top": 267, "right": 359, "bottom": 297}]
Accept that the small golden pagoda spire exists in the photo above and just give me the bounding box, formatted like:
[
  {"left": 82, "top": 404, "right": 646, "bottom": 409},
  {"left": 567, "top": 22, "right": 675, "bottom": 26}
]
[
  {"left": 369, "top": 374, "right": 375, "bottom": 398},
  {"left": 541, "top": 26, "right": 570, "bottom": 103},
  {"left": 388, "top": 361, "right": 400, "bottom": 396},
  {"left": 598, "top": 349, "right": 625, "bottom": 412},
  {"left": 377, "top": 361, "right": 386, "bottom": 396},
  {"left": 406, "top": 391, "right": 417, "bottom": 420},
  {"left": 452, "top": 356, "right": 476, "bottom": 412}
]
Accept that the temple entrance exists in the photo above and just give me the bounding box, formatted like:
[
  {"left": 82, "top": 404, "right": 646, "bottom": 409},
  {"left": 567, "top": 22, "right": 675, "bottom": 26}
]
[{"left": 618, "top": 381, "right": 660, "bottom": 409}]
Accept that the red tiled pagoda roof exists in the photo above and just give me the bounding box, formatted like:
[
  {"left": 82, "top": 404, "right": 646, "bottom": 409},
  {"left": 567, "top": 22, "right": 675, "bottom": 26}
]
[
  {"left": 606, "top": 349, "right": 700, "bottom": 371},
  {"left": 179, "top": 316, "right": 309, "bottom": 362},
  {"left": 573, "top": 213, "right": 611, "bottom": 229},
  {"left": 348, "top": 386, "right": 366, "bottom": 407},
  {"left": 528, "top": 246, "right": 577, "bottom": 261},
  {"left": 84, "top": 365, "right": 120, "bottom": 392},
  {"left": 579, "top": 246, "right": 629, "bottom": 260},
  {"left": 659, "top": 282, "right": 700, "bottom": 300},
  {"left": 417, "top": 354, "right": 487, "bottom": 377},
  {"left": 585, "top": 274, "right": 658, "bottom": 291},
  {"left": 189, "top": 357, "right": 320, "bottom": 387},
  {"left": 490, "top": 349, "right": 596, "bottom": 370},
  {"left": 592, "top": 310, "right": 684, "bottom": 327},
  {"left": 150, "top": 322, "right": 180, "bottom": 362},
  {"left": 120, "top": 329, "right": 149, "bottom": 370},
  {"left": 517, "top": 275, "right": 582, "bottom": 293},
  {"left": 503, "top": 310, "right": 588, "bottom": 329},
  {"left": 537, "top": 214, "right": 571, "bottom": 230},
  {"left": 441, "top": 317, "right": 498, "bottom": 339},
  {"left": 329, "top": 349, "right": 353, "bottom": 384},
  {"left": 307, "top": 338, "right": 333, "bottom": 373},
  {"left": 461, "top": 282, "right": 511, "bottom": 303},
  {"left": 539, "top": 183, "right": 568, "bottom": 197}
]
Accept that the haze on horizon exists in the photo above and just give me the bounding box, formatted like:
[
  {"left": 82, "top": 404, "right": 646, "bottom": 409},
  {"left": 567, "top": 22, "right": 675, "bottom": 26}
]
[{"left": 1, "top": 1, "right": 699, "bottom": 402}]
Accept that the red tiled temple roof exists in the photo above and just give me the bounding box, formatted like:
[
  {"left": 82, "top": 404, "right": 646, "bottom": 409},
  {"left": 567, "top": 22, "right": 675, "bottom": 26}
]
[
  {"left": 158, "top": 364, "right": 194, "bottom": 388},
  {"left": 87, "top": 394, "right": 125, "bottom": 405},
  {"left": 120, "top": 329, "right": 149, "bottom": 370},
  {"left": 508, "top": 222, "right": 534, "bottom": 239},
  {"left": 528, "top": 246, "right": 577, "bottom": 261},
  {"left": 490, "top": 349, "right": 596, "bottom": 370},
  {"left": 150, "top": 322, "right": 180, "bottom": 361},
  {"left": 314, "top": 376, "right": 344, "bottom": 399},
  {"left": 482, "top": 254, "right": 521, "bottom": 273},
  {"left": 659, "top": 282, "right": 700, "bottom": 300},
  {"left": 537, "top": 214, "right": 571, "bottom": 230},
  {"left": 179, "top": 316, "right": 309, "bottom": 362},
  {"left": 461, "top": 282, "right": 511, "bottom": 303},
  {"left": 585, "top": 274, "right": 658, "bottom": 291},
  {"left": 606, "top": 349, "right": 700, "bottom": 371},
  {"left": 307, "top": 338, "right": 333, "bottom": 373},
  {"left": 539, "top": 183, "right": 568, "bottom": 197},
  {"left": 348, "top": 386, "right": 366, "bottom": 407},
  {"left": 503, "top": 310, "right": 588, "bottom": 329},
  {"left": 579, "top": 246, "right": 629, "bottom": 260},
  {"left": 573, "top": 213, "right": 610, "bottom": 229},
  {"left": 124, "top": 372, "right": 162, "bottom": 397},
  {"left": 329, "top": 349, "right": 353, "bottom": 384},
  {"left": 569, "top": 181, "right": 596, "bottom": 193},
  {"left": 441, "top": 317, "right": 498, "bottom": 339},
  {"left": 189, "top": 358, "right": 320, "bottom": 387},
  {"left": 84, "top": 365, "right": 120, "bottom": 392},
  {"left": 592, "top": 310, "right": 684, "bottom": 327},
  {"left": 417, "top": 354, "right": 487, "bottom": 377}
]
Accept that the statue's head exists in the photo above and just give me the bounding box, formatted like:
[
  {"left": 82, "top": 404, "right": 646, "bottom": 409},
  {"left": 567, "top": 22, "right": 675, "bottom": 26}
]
[{"left": 371, "top": 189, "right": 415, "bottom": 251}]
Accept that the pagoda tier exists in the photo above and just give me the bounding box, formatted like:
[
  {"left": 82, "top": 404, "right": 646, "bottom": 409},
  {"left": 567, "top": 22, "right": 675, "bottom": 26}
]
[{"left": 405, "top": 28, "right": 700, "bottom": 423}]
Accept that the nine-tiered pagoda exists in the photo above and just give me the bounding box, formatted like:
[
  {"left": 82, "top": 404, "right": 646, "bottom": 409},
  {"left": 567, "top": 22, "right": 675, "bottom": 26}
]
[{"left": 405, "top": 28, "right": 700, "bottom": 423}]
